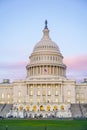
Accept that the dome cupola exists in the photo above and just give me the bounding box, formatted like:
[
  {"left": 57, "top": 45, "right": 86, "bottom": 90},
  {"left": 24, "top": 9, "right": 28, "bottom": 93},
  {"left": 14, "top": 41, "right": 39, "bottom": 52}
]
[{"left": 33, "top": 20, "right": 60, "bottom": 53}]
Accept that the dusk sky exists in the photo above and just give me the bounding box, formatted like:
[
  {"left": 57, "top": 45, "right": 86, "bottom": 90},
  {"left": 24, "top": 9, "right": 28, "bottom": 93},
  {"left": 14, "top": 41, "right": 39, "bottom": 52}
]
[{"left": 0, "top": 0, "right": 87, "bottom": 82}]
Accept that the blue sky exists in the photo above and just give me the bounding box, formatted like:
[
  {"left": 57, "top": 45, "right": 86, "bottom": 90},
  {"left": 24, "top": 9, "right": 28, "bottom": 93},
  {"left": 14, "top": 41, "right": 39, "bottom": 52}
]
[{"left": 0, "top": 0, "right": 87, "bottom": 82}]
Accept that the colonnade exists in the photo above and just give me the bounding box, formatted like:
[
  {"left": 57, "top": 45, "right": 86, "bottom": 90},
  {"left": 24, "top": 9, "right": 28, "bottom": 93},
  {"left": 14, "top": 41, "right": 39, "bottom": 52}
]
[
  {"left": 27, "top": 65, "right": 66, "bottom": 77},
  {"left": 26, "top": 84, "right": 63, "bottom": 103}
]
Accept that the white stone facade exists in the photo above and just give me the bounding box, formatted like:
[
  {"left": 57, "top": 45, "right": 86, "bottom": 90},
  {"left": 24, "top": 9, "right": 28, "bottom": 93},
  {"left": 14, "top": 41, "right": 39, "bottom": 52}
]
[{"left": 0, "top": 21, "right": 87, "bottom": 113}]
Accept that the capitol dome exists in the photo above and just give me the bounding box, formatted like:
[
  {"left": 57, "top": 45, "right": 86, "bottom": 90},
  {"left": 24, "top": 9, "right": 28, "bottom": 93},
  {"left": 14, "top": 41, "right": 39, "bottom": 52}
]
[
  {"left": 33, "top": 24, "right": 60, "bottom": 53},
  {"left": 26, "top": 20, "right": 66, "bottom": 79}
]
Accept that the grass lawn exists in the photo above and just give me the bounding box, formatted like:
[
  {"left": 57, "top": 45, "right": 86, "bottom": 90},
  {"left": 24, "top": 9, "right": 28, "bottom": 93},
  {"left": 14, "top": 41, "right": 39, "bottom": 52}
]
[{"left": 0, "top": 119, "right": 87, "bottom": 130}]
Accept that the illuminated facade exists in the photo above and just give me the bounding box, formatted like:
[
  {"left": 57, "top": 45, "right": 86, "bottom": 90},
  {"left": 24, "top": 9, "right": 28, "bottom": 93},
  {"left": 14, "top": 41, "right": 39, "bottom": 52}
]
[{"left": 0, "top": 21, "right": 87, "bottom": 115}]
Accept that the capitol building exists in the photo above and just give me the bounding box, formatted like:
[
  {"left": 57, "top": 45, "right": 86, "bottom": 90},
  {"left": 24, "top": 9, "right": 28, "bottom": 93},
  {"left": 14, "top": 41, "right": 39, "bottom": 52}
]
[{"left": 0, "top": 21, "right": 87, "bottom": 118}]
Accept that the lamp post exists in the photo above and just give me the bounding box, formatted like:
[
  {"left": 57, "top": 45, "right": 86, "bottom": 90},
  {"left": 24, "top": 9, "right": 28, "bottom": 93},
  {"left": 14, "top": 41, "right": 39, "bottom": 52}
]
[
  {"left": 45, "top": 125, "right": 47, "bottom": 130},
  {"left": 6, "top": 125, "right": 8, "bottom": 130}
]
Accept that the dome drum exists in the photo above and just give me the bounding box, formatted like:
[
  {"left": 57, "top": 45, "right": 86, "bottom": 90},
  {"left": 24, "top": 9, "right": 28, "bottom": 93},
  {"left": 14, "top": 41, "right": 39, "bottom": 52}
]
[
  {"left": 29, "top": 52, "right": 64, "bottom": 65},
  {"left": 26, "top": 64, "right": 66, "bottom": 78}
]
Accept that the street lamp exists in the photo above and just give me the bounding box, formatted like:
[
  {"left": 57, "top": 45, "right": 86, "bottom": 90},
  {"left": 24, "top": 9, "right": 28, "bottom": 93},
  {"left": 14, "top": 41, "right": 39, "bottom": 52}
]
[{"left": 6, "top": 125, "right": 8, "bottom": 130}]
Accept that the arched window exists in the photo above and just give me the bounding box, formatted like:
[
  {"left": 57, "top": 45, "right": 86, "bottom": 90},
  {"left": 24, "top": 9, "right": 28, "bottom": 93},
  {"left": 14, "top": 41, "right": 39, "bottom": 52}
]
[
  {"left": 26, "top": 105, "right": 30, "bottom": 111},
  {"left": 54, "top": 105, "right": 58, "bottom": 111},
  {"left": 47, "top": 105, "right": 51, "bottom": 111},
  {"left": 33, "top": 105, "right": 37, "bottom": 112}
]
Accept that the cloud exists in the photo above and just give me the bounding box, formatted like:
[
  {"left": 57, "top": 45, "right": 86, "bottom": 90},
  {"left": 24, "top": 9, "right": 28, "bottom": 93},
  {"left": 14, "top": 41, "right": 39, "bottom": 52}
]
[
  {"left": 0, "top": 55, "right": 87, "bottom": 82},
  {"left": 64, "top": 54, "right": 87, "bottom": 80},
  {"left": 0, "top": 61, "right": 28, "bottom": 69},
  {"left": 0, "top": 61, "right": 28, "bottom": 82},
  {"left": 64, "top": 54, "right": 87, "bottom": 71}
]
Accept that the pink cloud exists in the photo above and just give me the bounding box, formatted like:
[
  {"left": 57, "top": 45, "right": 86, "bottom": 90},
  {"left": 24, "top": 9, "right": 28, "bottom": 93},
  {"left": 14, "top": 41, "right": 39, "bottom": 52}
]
[
  {"left": 0, "top": 55, "right": 87, "bottom": 82},
  {"left": 64, "top": 54, "right": 87, "bottom": 71},
  {"left": 64, "top": 54, "right": 87, "bottom": 81}
]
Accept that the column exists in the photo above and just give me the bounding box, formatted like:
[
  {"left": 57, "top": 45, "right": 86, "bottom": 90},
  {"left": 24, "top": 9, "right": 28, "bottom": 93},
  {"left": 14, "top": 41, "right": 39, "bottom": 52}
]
[
  {"left": 53, "top": 66, "right": 54, "bottom": 75},
  {"left": 55, "top": 66, "right": 57, "bottom": 75},
  {"left": 28, "top": 68, "right": 30, "bottom": 77},
  {"left": 59, "top": 67, "right": 60, "bottom": 76},
  {"left": 61, "top": 84, "right": 64, "bottom": 103},
  {"left": 30, "top": 68, "right": 31, "bottom": 76},
  {"left": 32, "top": 67, "right": 33, "bottom": 76},
  {"left": 40, "top": 66, "right": 41, "bottom": 75},
  {"left": 34, "top": 67, "right": 35, "bottom": 75},
  {"left": 61, "top": 68, "right": 62, "bottom": 76},
  {"left": 26, "top": 84, "right": 29, "bottom": 103},
  {"left": 57, "top": 67, "right": 58, "bottom": 76},
  {"left": 42, "top": 66, "right": 43, "bottom": 75},
  {"left": 37, "top": 66, "right": 38, "bottom": 75},
  {"left": 49, "top": 66, "right": 50, "bottom": 75},
  {"left": 60, "top": 67, "right": 61, "bottom": 76},
  {"left": 31, "top": 67, "right": 32, "bottom": 76},
  {"left": 40, "top": 66, "right": 42, "bottom": 75},
  {"left": 33, "top": 66, "right": 35, "bottom": 76},
  {"left": 26, "top": 68, "right": 28, "bottom": 77},
  {"left": 58, "top": 66, "right": 59, "bottom": 76},
  {"left": 27, "top": 84, "right": 28, "bottom": 95},
  {"left": 36, "top": 66, "right": 38, "bottom": 75},
  {"left": 62, "top": 68, "right": 64, "bottom": 76},
  {"left": 62, "top": 68, "right": 63, "bottom": 76},
  {"left": 43, "top": 66, "right": 45, "bottom": 75}
]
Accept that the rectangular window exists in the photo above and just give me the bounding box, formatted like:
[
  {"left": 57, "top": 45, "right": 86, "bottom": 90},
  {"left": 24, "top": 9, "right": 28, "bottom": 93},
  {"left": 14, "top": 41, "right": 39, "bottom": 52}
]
[
  {"left": 38, "top": 86, "right": 40, "bottom": 88},
  {"left": 30, "top": 99, "right": 32, "bottom": 103},
  {"left": 55, "top": 91, "right": 58, "bottom": 95},
  {"left": 2, "top": 93, "right": 4, "bottom": 99},
  {"left": 55, "top": 98, "right": 58, "bottom": 103},
  {"left": 56, "top": 86, "right": 58, "bottom": 88},
  {"left": 81, "top": 100, "right": 84, "bottom": 103},
  {"left": 37, "top": 90, "right": 40, "bottom": 96},
  {"left": 81, "top": 94, "right": 84, "bottom": 99},
  {"left": 48, "top": 99, "right": 50, "bottom": 102},
  {"left": 30, "top": 86, "right": 32, "bottom": 89},
  {"left": 18, "top": 99, "right": 21, "bottom": 103},
  {"left": 8, "top": 101, "right": 9, "bottom": 104},
  {"left": 30, "top": 91, "right": 33, "bottom": 96},
  {"left": 18, "top": 91, "right": 21, "bottom": 97},
  {"left": 67, "top": 91, "right": 71, "bottom": 97},
  {"left": 37, "top": 98, "right": 40, "bottom": 103},
  {"left": 8, "top": 94, "right": 10, "bottom": 98},
  {"left": 48, "top": 90, "right": 51, "bottom": 96},
  {"left": 48, "top": 86, "right": 50, "bottom": 88},
  {"left": 76, "top": 93, "right": 79, "bottom": 98},
  {"left": 67, "top": 99, "right": 71, "bottom": 103},
  {"left": 76, "top": 100, "right": 80, "bottom": 103}
]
